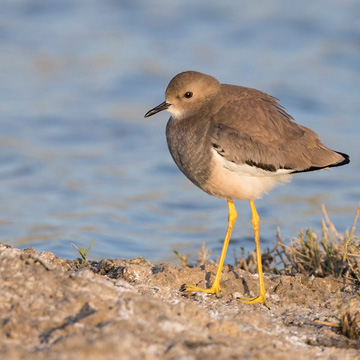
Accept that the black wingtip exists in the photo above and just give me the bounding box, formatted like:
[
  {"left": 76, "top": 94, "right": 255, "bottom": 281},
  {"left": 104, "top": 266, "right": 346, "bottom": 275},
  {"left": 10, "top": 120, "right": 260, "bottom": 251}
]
[
  {"left": 335, "top": 151, "right": 350, "bottom": 167},
  {"left": 291, "top": 151, "right": 350, "bottom": 174}
]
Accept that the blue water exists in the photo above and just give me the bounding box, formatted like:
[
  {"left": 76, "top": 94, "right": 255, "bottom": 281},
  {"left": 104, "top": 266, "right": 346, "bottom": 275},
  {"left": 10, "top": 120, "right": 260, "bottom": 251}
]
[{"left": 0, "top": 0, "right": 359, "bottom": 263}]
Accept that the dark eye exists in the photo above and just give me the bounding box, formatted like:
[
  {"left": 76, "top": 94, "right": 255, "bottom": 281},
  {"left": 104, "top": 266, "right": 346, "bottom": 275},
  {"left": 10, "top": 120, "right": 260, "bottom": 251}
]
[{"left": 184, "top": 92, "right": 193, "bottom": 98}]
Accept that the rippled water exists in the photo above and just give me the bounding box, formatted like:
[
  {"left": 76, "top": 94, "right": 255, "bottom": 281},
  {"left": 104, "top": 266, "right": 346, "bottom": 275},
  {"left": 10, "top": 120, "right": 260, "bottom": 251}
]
[{"left": 0, "top": 0, "right": 359, "bottom": 263}]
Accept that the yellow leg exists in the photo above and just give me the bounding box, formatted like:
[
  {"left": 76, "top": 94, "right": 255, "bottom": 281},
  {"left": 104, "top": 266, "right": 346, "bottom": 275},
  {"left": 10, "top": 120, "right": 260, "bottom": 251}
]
[
  {"left": 238, "top": 200, "right": 270, "bottom": 309},
  {"left": 185, "top": 200, "right": 237, "bottom": 297}
]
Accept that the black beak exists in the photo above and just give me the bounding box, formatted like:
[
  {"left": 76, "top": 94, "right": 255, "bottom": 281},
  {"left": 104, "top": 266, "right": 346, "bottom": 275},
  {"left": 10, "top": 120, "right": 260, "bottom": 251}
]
[{"left": 144, "top": 102, "right": 171, "bottom": 118}]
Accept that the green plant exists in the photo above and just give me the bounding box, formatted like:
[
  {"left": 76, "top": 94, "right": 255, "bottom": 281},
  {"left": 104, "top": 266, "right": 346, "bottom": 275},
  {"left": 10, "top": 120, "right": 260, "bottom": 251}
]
[{"left": 72, "top": 239, "right": 95, "bottom": 264}]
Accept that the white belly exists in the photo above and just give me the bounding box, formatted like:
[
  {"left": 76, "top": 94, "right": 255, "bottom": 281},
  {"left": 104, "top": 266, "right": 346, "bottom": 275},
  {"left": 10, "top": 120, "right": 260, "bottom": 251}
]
[{"left": 203, "top": 150, "right": 292, "bottom": 200}]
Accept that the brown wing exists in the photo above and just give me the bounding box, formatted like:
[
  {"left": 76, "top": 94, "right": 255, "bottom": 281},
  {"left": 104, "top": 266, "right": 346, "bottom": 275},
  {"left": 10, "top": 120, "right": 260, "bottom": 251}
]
[{"left": 208, "top": 89, "right": 348, "bottom": 173}]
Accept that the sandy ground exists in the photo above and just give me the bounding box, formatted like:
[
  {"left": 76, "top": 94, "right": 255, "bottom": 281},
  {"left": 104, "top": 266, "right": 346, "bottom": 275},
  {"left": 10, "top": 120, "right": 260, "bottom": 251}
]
[{"left": 0, "top": 243, "right": 359, "bottom": 360}]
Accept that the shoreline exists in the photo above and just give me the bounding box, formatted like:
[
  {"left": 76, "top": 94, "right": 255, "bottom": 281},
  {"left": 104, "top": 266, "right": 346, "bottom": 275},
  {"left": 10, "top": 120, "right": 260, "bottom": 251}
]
[{"left": 0, "top": 243, "right": 359, "bottom": 359}]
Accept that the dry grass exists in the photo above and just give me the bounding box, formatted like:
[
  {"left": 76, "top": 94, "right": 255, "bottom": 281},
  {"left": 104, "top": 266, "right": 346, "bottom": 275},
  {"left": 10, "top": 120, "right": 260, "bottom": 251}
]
[
  {"left": 267, "top": 202, "right": 360, "bottom": 284},
  {"left": 174, "top": 242, "right": 214, "bottom": 267},
  {"left": 312, "top": 297, "right": 360, "bottom": 341},
  {"left": 339, "top": 298, "right": 360, "bottom": 340},
  {"left": 234, "top": 245, "right": 274, "bottom": 274}
]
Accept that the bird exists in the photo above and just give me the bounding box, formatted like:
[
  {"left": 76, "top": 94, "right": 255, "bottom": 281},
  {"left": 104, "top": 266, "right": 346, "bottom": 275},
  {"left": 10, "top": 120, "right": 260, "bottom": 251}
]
[{"left": 144, "top": 71, "right": 350, "bottom": 309}]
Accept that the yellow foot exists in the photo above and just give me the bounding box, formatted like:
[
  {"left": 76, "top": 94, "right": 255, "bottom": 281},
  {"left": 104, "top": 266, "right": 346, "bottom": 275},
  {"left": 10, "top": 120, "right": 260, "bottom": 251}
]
[
  {"left": 184, "top": 284, "right": 221, "bottom": 298},
  {"left": 238, "top": 294, "right": 270, "bottom": 309}
]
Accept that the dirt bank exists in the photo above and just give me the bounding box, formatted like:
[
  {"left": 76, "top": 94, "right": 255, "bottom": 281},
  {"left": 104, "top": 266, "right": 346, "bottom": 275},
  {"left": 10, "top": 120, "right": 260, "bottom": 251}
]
[{"left": 0, "top": 243, "right": 359, "bottom": 359}]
